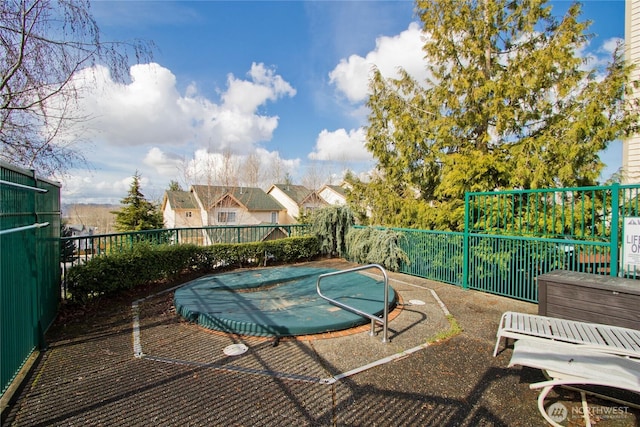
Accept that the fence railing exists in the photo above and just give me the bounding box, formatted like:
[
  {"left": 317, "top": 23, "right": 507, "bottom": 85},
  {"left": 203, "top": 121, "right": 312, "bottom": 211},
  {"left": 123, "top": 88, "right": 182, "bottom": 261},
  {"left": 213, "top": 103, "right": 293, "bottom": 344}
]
[
  {"left": 370, "top": 184, "right": 640, "bottom": 303},
  {"left": 60, "top": 224, "right": 311, "bottom": 294},
  {"left": 1, "top": 161, "right": 61, "bottom": 398},
  {"left": 393, "top": 228, "right": 464, "bottom": 287}
]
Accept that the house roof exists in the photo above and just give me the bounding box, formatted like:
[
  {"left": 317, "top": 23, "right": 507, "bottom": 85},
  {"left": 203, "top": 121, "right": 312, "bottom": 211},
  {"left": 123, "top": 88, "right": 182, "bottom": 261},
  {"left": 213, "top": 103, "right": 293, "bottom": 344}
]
[
  {"left": 269, "top": 184, "right": 314, "bottom": 205},
  {"left": 164, "top": 190, "right": 199, "bottom": 210},
  {"left": 321, "top": 184, "right": 347, "bottom": 197},
  {"left": 191, "top": 185, "right": 284, "bottom": 211}
]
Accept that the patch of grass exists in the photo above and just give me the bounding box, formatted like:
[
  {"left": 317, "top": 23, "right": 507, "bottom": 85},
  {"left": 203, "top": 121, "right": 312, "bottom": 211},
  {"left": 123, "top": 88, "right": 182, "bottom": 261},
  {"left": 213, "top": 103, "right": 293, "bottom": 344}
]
[{"left": 427, "top": 314, "right": 462, "bottom": 344}]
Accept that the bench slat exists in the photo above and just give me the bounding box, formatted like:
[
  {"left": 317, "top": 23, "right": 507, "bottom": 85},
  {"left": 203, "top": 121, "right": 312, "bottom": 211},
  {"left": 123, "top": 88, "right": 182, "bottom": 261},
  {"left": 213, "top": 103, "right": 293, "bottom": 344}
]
[{"left": 494, "top": 311, "right": 640, "bottom": 358}]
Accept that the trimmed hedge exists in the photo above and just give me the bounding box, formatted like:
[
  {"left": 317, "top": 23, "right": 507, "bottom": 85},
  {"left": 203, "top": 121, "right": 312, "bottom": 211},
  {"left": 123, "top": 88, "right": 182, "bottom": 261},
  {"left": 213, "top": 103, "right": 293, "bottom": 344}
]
[{"left": 66, "top": 236, "right": 320, "bottom": 303}]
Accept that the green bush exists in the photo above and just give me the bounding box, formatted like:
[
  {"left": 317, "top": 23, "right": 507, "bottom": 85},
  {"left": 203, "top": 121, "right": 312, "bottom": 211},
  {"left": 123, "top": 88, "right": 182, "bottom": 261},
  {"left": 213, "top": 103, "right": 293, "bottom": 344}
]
[
  {"left": 65, "top": 237, "right": 320, "bottom": 303},
  {"left": 310, "top": 205, "right": 354, "bottom": 257},
  {"left": 346, "top": 227, "right": 409, "bottom": 272}
]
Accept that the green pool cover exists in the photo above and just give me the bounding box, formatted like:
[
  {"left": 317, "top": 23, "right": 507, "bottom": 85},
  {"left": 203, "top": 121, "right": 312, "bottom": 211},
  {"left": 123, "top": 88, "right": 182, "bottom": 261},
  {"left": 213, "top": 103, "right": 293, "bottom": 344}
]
[{"left": 174, "top": 266, "right": 397, "bottom": 337}]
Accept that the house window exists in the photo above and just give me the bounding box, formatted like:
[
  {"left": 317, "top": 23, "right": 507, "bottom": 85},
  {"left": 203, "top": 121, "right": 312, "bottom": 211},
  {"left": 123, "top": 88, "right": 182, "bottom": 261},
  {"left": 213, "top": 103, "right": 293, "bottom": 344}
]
[
  {"left": 185, "top": 211, "right": 192, "bottom": 218},
  {"left": 217, "top": 211, "right": 236, "bottom": 223},
  {"left": 271, "top": 212, "right": 278, "bottom": 224}
]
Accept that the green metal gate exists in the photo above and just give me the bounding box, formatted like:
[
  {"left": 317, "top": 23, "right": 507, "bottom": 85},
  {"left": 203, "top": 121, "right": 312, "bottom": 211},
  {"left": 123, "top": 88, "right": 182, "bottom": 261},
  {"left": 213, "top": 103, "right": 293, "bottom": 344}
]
[{"left": 1, "top": 161, "right": 61, "bottom": 397}]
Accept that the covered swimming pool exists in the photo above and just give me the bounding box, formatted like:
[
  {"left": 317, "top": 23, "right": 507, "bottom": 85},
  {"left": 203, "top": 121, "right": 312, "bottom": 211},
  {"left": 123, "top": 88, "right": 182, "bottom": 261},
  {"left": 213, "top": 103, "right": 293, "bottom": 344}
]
[{"left": 174, "top": 266, "right": 397, "bottom": 337}]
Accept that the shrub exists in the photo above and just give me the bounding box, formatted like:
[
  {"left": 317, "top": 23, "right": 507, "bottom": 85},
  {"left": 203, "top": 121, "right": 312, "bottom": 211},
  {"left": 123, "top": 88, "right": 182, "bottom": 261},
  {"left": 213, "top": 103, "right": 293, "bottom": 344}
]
[
  {"left": 65, "top": 236, "right": 320, "bottom": 303},
  {"left": 346, "top": 227, "right": 409, "bottom": 272},
  {"left": 310, "top": 205, "right": 354, "bottom": 257}
]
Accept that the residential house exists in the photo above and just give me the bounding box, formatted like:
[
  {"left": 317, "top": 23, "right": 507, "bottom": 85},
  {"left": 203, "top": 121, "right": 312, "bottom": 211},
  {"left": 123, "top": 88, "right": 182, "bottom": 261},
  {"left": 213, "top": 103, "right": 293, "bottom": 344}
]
[
  {"left": 266, "top": 184, "right": 327, "bottom": 224},
  {"left": 162, "top": 186, "right": 287, "bottom": 246},
  {"left": 162, "top": 190, "right": 203, "bottom": 229},
  {"left": 317, "top": 183, "right": 349, "bottom": 205},
  {"left": 163, "top": 183, "right": 351, "bottom": 230},
  {"left": 67, "top": 224, "right": 96, "bottom": 253},
  {"left": 191, "top": 185, "right": 285, "bottom": 226}
]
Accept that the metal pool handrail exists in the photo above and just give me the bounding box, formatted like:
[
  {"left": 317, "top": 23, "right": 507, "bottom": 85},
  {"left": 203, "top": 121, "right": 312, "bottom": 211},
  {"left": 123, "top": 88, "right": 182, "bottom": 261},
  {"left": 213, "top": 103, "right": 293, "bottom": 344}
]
[{"left": 316, "top": 264, "right": 390, "bottom": 343}]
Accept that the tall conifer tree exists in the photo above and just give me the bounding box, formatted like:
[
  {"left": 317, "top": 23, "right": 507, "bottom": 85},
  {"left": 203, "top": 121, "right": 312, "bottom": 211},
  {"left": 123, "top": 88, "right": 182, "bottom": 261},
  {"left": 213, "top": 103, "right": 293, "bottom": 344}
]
[
  {"left": 113, "top": 172, "right": 164, "bottom": 231},
  {"left": 362, "top": 0, "right": 638, "bottom": 230}
]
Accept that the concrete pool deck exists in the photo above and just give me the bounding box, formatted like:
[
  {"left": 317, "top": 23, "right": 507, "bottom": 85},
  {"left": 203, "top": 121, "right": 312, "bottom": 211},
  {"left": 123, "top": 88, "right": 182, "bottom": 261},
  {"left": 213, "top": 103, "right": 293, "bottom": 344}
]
[{"left": 3, "top": 259, "right": 639, "bottom": 426}]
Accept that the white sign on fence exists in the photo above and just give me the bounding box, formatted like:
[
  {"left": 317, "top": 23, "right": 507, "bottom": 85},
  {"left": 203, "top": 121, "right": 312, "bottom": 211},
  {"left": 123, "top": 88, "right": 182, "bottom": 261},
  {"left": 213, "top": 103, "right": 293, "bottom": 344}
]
[{"left": 623, "top": 217, "right": 640, "bottom": 271}]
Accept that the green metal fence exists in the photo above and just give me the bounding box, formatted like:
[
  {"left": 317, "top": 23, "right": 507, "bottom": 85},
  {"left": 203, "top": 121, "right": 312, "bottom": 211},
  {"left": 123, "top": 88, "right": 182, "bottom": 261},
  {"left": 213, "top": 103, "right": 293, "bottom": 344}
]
[
  {"left": 394, "top": 228, "right": 464, "bottom": 287},
  {"left": 381, "top": 184, "right": 640, "bottom": 302},
  {"left": 464, "top": 184, "right": 640, "bottom": 300},
  {"left": 1, "top": 161, "right": 61, "bottom": 397}
]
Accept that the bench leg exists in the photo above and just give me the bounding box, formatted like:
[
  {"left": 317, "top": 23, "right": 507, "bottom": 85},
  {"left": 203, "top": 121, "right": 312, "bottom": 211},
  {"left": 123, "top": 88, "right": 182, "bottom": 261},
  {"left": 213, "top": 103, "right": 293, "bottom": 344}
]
[
  {"left": 493, "top": 336, "right": 502, "bottom": 357},
  {"left": 493, "top": 334, "right": 511, "bottom": 357},
  {"left": 536, "top": 384, "right": 564, "bottom": 427}
]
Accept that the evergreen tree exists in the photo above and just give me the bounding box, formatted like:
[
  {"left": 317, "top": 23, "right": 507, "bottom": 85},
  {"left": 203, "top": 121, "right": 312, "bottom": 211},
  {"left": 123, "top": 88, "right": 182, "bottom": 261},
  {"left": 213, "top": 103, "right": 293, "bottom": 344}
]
[
  {"left": 364, "top": 0, "right": 638, "bottom": 230},
  {"left": 113, "top": 172, "right": 164, "bottom": 231},
  {"left": 168, "top": 180, "right": 182, "bottom": 191}
]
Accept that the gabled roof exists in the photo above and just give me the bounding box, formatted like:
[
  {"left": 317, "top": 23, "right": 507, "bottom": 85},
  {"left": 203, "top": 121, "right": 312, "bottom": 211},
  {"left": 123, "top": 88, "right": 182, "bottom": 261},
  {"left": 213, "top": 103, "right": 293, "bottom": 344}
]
[
  {"left": 164, "top": 190, "right": 198, "bottom": 210},
  {"left": 268, "top": 184, "right": 316, "bottom": 205},
  {"left": 320, "top": 184, "right": 347, "bottom": 197},
  {"left": 191, "top": 185, "right": 284, "bottom": 211}
]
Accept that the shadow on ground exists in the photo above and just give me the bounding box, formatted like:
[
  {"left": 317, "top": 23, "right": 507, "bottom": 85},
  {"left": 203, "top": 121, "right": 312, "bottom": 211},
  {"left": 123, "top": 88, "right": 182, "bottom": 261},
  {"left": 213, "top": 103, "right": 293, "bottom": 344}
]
[{"left": 2, "top": 259, "right": 638, "bottom": 426}]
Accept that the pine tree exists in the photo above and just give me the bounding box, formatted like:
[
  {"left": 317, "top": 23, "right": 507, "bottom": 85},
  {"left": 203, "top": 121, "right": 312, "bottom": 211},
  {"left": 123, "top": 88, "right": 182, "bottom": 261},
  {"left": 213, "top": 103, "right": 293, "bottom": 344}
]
[
  {"left": 364, "top": 0, "right": 638, "bottom": 230},
  {"left": 168, "top": 180, "right": 182, "bottom": 191},
  {"left": 113, "top": 172, "right": 164, "bottom": 231}
]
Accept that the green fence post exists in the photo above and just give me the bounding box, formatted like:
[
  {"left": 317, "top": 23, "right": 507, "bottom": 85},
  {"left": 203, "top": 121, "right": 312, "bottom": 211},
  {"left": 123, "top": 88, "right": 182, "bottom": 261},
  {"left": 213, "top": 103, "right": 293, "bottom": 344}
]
[
  {"left": 463, "top": 192, "right": 470, "bottom": 289},
  {"left": 610, "top": 183, "right": 620, "bottom": 277}
]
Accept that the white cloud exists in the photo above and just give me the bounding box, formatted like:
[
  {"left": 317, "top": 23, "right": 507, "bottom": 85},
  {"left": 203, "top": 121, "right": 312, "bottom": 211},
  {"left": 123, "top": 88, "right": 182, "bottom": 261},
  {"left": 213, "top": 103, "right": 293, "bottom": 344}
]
[
  {"left": 223, "top": 63, "right": 297, "bottom": 113},
  {"left": 309, "top": 128, "right": 371, "bottom": 162},
  {"left": 600, "top": 37, "right": 623, "bottom": 55},
  {"left": 143, "top": 147, "right": 184, "bottom": 176},
  {"left": 328, "top": 22, "right": 426, "bottom": 103},
  {"left": 71, "top": 62, "right": 295, "bottom": 153},
  {"left": 59, "top": 172, "right": 141, "bottom": 205},
  {"left": 199, "top": 108, "right": 280, "bottom": 152},
  {"left": 56, "top": 62, "right": 302, "bottom": 203},
  {"left": 589, "top": 37, "right": 624, "bottom": 73},
  {"left": 73, "top": 63, "right": 192, "bottom": 146},
  {"left": 313, "top": 23, "right": 426, "bottom": 168}
]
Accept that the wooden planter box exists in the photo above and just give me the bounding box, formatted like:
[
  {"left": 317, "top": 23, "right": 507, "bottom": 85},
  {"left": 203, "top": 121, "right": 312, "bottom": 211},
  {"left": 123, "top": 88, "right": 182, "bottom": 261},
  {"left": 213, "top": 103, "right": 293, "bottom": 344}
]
[{"left": 537, "top": 270, "right": 640, "bottom": 330}]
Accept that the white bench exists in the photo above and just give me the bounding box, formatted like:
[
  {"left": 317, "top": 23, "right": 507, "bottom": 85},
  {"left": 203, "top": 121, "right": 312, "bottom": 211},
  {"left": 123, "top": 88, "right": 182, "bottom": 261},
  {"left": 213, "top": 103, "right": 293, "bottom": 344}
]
[
  {"left": 493, "top": 311, "right": 640, "bottom": 358},
  {"left": 509, "top": 338, "right": 640, "bottom": 427}
]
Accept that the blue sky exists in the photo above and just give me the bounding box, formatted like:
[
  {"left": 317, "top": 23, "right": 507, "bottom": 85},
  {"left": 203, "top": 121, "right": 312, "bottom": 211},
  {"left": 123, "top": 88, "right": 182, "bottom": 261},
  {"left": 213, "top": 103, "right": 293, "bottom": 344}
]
[{"left": 60, "top": 0, "right": 627, "bottom": 204}]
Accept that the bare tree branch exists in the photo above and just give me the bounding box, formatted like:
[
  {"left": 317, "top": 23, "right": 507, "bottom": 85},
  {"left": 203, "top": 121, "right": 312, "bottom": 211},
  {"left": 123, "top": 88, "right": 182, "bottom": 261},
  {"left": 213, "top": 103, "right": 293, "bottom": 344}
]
[{"left": 0, "top": 0, "right": 154, "bottom": 176}]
